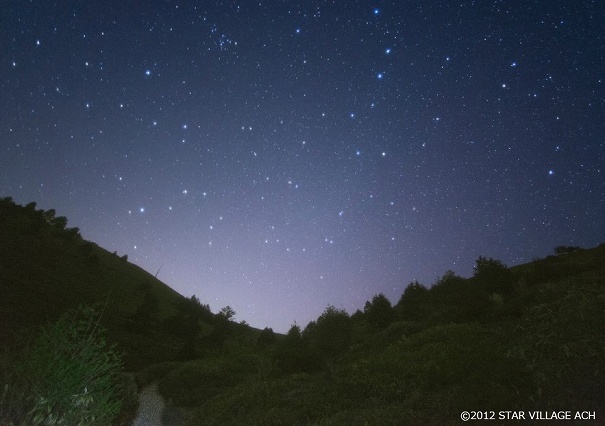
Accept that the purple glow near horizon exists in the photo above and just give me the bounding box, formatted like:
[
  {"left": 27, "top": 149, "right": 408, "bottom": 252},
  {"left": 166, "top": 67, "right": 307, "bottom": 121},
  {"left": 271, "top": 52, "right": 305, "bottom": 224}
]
[{"left": 1, "top": 1, "right": 603, "bottom": 332}]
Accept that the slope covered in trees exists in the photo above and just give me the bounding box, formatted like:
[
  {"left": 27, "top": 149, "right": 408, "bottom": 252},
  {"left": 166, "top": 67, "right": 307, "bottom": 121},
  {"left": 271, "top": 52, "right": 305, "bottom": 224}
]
[
  {"left": 140, "top": 241, "right": 605, "bottom": 423},
  {"left": 0, "top": 197, "right": 254, "bottom": 370},
  {"left": 2, "top": 197, "right": 604, "bottom": 424}
]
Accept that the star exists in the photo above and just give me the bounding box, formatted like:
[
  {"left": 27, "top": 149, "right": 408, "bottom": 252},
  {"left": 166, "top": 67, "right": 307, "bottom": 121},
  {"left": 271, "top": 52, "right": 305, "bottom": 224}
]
[{"left": 5, "top": 0, "right": 602, "bottom": 336}]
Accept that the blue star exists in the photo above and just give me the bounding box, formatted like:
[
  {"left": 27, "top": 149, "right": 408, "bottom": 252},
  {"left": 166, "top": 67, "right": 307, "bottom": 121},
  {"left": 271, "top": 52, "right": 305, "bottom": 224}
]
[
  {"left": 145, "top": 70, "right": 151, "bottom": 76},
  {"left": 373, "top": 8, "right": 380, "bottom": 15},
  {"left": 385, "top": 48, "right": 391, "bottom": 54},
  {"left": 377, "top": 73, "right": 384, "bottom": 79}
]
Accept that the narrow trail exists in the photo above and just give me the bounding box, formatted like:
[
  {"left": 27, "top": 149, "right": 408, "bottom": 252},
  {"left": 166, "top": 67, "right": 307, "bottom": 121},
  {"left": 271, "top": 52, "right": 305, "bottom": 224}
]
[{"left": 132, "top": 383, "right": 184, "bottom": 426}]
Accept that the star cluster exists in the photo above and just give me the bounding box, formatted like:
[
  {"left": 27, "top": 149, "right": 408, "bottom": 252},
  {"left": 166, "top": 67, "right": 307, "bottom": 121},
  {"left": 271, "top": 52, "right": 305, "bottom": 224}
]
[{"left": 1, "top": 1, "right": 603, "bottom": 332}]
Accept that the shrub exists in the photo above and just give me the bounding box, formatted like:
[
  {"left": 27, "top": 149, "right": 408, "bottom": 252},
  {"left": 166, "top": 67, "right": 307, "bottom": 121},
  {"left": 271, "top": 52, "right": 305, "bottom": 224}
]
[
  {"left": 473, "top": 256, "right": 514, "bottom": 295},
  {"left": 304, "top": 306, "right": 352, "bottom": 370},
  {"left": 1, "top": 306, "right": 124, "bottom": 425}
]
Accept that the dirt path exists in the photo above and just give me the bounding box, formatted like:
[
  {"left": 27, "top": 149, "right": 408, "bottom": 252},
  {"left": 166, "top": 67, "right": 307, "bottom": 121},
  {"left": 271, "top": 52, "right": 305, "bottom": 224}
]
[{"left": 133, "top": 383, "right": 184, "bottom": 426}]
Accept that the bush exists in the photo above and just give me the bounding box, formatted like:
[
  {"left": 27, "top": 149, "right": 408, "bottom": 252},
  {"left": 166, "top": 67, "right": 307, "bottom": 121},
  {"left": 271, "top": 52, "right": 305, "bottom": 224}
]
[
  {"left": 1, "top": 306, "right": 124, "bottom": 425},
  {"left": 275, "top": 324, "right": 318, "bottom": 374},
  {"left": 304, "top": 306, "right": 352, "bottom": 370},
  {"left": 473, "top": 256, "right": 514, "bottom": 295}
]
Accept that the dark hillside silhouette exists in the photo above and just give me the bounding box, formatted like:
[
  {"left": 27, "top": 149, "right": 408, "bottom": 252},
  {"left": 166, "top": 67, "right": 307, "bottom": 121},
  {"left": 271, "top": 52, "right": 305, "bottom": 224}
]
[
  {"left": 0, "top": 197, "right": 255, "bottom": 370},
  {"left": 2, "top": 197, "right": 604, "bottom": 424}
]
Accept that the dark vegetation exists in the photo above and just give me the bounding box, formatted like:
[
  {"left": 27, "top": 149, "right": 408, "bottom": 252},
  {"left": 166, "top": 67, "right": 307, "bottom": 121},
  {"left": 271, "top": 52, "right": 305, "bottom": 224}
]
[{"left": 1, "top": 197, "right": 604, "bottom": 424}]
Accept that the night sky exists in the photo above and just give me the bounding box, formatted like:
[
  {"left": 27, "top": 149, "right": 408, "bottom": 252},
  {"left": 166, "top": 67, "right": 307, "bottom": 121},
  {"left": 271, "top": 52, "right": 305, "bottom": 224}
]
[{"left": 2, "top": 1, "right": 604, "bottom": 333}]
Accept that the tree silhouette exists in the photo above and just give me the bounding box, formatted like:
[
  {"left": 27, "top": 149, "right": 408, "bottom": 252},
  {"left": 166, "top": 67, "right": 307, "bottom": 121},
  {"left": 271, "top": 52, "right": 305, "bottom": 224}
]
[
  {"left": 395, "top": 281, "right": 429, "bottom": 320},
  {"left": 364, "top": 293, "right": 395, "bottom": 330},
  {"left": 218, "top": 305, "right": 236, "bottom": 321},
  {"left": 257, "top": 327, "right": 276, "bottom": 347},
  {"left": 473, "top": 256, "right": 514, "bottom": 295},
  {"left": 275, "top": 324, "right": 317, "bottom": 373},
  {"left": 304, "top": 306, "right": 351, "bottom": 371}
]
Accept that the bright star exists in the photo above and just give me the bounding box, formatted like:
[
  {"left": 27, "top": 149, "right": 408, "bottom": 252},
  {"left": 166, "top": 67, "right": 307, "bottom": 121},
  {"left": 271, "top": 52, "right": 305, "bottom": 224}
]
[{"left": 145, "top": 70, "right": 151, "bottom": 76}]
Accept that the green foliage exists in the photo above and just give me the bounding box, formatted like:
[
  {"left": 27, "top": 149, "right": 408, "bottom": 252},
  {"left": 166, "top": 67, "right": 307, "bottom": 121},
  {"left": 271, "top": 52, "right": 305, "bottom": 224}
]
[
  {"left": 131, "top": 245, "right": 605, "bottom": 424},
  {"left": 304, "top": 306, "right": 352, "bottom": 368},
  {"left": 218, "top": 305, "right": 236, "bottom": 321},
  {"left": 0, "top": 198, "right": 231, "bottom": 370},
  {"left": 125, "top": 283, "right": 160, "bottom": 332},
  {"left": 256, "top": 327, "right": 276, "bottom": 347},
  {"left": 151, "top": 353, "right": 254, "bottom": 408},
  {"left": 554, "top": 245, "right": 582, "bottom": 255},
  {"left": 395, "top": 281, "right": 430, "bottom": 320},
  {"left": 3, "top": 197, "right": 604, "bottom": 423},
  {"left": 505, "top": 276, "right": 605, "bottom": 408},
  {"left": 363, "top": 293, "right": 395, "bottom": 330},
  {"left": 1, "top": 306, "right": 124, "bottom": 425},
  {"left": 473, "top": 256, "right": 515, "bottom": 295},
  {"left": 275, "top": 324, "right": 318, "bottom": 374}
]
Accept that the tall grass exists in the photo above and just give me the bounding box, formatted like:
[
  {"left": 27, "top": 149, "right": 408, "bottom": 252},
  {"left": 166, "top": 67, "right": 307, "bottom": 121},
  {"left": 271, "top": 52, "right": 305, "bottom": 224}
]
[{"left": 0, "top": 306, "right": 125, "bottom": 425}]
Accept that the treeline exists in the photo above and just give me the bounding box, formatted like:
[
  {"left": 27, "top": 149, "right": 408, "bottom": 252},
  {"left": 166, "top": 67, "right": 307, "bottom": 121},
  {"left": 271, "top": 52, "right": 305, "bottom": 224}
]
[
  {"left": 123, "top": 282, "right": 247, "bottom": 361},
  {"left": 270, "top": 247, "right": 602, "bottom": 376},
  {"left": 0, "top": 197, "right": 81, "bottom": 241},
  {"left": 153, "top": 243, "right": 604, "bottom": 423},
  {"left": 271, "top": 257, "right": 515, "bottom": 374}
]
